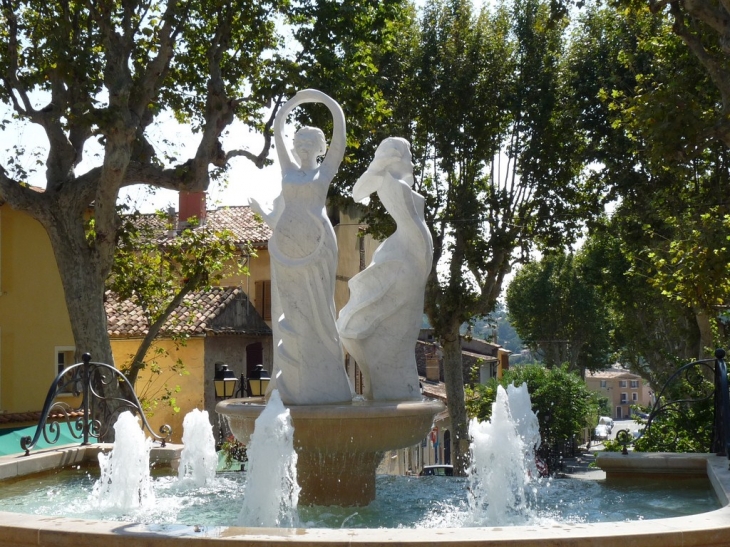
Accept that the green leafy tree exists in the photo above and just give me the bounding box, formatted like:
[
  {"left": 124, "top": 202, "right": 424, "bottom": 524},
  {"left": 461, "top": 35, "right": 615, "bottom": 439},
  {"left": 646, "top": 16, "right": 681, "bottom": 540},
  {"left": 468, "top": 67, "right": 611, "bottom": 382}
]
[
  {"left": 0, "top": 0, "right": 289, "bottom": 367},
  {"left": 567, "top": 3, "right": 730, "bottom": 360},
  {"left": 0, "top": 0, "right": 412, "bottom": 377},
  {"left": 550, "top": 0, "right": 730, "bottom": 151},
  {"left": 580, "top": 220, "right": 701, "bottom": 388},
  {"left": 506, "top": 251, "right": 613, "bottom": 375},
  {"left": 372, "top": 0, "right": 591, "bottom": 476},
  {"left": 109, "top": 209, "right": 247, "bottom": 386},
  {"left": 467, "top": 363, "right": 600, "bottom": 470}
]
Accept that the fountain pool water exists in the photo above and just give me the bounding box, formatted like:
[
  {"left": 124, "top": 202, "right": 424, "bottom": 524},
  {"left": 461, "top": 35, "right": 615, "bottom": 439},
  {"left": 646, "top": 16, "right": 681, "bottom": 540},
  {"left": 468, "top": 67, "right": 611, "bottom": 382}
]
[
  {"left": 1, "top": 428, "right": 730, "bottom": 546},
  {"left": 0, "top": 387, "right": 722, "bottom": 533},
  {"left": 0, "top": 465, "right": 718, "bottom": 528}
]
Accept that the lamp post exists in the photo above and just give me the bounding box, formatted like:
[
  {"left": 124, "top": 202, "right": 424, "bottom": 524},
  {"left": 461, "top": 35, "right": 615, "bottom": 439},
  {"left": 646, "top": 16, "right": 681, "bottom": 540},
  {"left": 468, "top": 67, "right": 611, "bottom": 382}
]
[
  {"left": 247, "top": 364, "right": 270, "bottom": 397},
  {"left": 214, "top": 363, "right": 238, "bottom": 400}
]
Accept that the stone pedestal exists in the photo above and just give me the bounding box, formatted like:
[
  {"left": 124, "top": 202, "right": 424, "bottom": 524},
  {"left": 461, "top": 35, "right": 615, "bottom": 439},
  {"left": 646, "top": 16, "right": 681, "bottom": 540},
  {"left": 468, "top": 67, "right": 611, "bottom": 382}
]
[{"left": 217, "top": 398, "right": 445, "bottom": 506}]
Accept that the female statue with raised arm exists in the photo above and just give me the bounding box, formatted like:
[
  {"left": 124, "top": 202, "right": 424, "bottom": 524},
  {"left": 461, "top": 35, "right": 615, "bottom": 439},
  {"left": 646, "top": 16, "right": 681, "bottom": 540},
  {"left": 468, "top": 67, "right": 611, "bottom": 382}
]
[
  {"left": 250, "top": 89, "right": 353, "bottom": 405},
  {"left": 337, "top": 137, "right": 434, "bottom": 401}
]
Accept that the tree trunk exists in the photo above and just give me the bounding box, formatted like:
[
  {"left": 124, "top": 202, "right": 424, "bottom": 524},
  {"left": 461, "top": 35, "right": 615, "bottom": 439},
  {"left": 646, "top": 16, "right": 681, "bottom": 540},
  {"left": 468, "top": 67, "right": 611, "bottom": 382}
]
[
  {"left": 42, "top": 207, "right": 122, "bottom": 441},
  {"left": 45, "top": 219, "right": 114, "bottom": 366},
  {"left": 441, "top": 320, "right": 470, "bottom": 477},
  {"left": 694, "top": 306, "right": 715, "bottom": 359}
]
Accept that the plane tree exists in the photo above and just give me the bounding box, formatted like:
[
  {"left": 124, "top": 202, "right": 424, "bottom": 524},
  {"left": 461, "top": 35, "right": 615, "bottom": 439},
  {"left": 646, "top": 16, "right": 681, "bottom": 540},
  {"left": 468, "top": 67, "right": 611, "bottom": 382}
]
[
  {"left": 566, "top": 4, "right": 730, "bottom": 358},
  {"left": 0, "top": 0, "right": 290, "bottom": 365},
  {"left": 0, "top": 0, "right": 412, "bottom": 371},
  {"left": 506, "top": 251, "right": 613, "bottom": 375},
  {"left": 296, "top": 0, "right": 596, "bottom": 475}
]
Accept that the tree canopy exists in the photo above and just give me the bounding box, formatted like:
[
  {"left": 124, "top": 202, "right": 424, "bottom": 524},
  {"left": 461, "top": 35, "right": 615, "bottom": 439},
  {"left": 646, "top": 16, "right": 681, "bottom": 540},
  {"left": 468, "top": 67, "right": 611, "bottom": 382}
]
[
  {"left": 295, "top": 0, "right": 598, "bottom": 474},
  {"left": 0, "top": 0, "right": 413, "bottom": 368},
  {"left": 506, "top": 251, "right": 612, "bottom": 375}
]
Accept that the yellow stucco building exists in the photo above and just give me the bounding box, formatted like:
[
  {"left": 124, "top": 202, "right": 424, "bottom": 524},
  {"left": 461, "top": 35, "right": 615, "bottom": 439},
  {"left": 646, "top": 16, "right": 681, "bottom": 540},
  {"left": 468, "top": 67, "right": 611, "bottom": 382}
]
[
  {"left": 0, "top": 201, "right": 78, "bottom": 417},
  {"left": 0, "top": 193, "right": 274, "bottom": 445}
]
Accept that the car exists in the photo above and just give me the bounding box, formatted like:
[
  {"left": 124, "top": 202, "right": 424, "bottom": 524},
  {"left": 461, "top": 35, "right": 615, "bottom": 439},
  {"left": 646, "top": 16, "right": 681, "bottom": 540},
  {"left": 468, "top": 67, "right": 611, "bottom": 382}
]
[
  {"left": 419, "top": 465, "right": 454, "bottom": 477},
  {"left": 593, "top": 424, "right": 610, "bottom": 441},
  {"left": 598, "top": 416, "right": 614, "bottom": 433}
]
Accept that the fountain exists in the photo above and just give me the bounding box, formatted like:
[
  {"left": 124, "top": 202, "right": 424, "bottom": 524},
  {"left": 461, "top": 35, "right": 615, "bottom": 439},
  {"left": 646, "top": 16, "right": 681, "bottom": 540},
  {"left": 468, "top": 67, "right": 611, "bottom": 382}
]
[
  {"left": 92, "top": 411, "right": 154, "bottom": 511},
  {"left": 229, "top": 89, "right": 445, "bottom": 507},
  {"left": 2, "top": 89, "right": 730, "bottom": 545},
  {"left": 177, "top": 409, "right": 217, "bottom": 487}
]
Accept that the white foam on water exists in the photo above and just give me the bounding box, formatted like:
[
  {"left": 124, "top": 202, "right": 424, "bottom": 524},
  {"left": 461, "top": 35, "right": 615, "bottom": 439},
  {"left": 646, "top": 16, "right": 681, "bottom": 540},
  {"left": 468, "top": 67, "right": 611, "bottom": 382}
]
[
  {"left": 92, "top": 411, "right": 154, "bottom": 511},
  {"left": 237, "top": 390, "right": 300, "bottom": 527},
  {"left": 467, "top": 384, "right": 540, "bottom": 526},
  {"left": 178, "top": 408, "right": 218, "bottom": 488}
]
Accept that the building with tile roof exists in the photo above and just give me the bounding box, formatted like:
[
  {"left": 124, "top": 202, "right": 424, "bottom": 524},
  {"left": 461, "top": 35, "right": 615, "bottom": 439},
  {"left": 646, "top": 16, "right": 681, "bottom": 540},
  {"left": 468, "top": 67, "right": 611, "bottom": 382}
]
[
  {"left": 107, "top": 286, "right": 272, "bottom": 443},
  {"left": 586, "top": 367, "right": 654, "bottom": 420},
  {"left": 105, "top": 194, "right": 276, "bottom": 442},
  {"left": 0, "top": 191, "right": 277, "bottom": 446}
]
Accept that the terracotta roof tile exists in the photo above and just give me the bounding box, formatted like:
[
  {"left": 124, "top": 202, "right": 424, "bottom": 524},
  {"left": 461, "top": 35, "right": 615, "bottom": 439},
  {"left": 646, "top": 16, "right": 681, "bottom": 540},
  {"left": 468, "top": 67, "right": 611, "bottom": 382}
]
[
  {"left": 206, "top": 206, "right": 271, "bottom": 247},
  {"left": 105, "top": 286, "right": 264, "bottom": 338},
  {"left": 127, "top": 206, "right": 271, "bottom": 248},
  {"left": 587, "top": 369, "right": 641, "bottom": 379},
  {"left": 0, "top": 409, "right": 84, "bottom": 425}
]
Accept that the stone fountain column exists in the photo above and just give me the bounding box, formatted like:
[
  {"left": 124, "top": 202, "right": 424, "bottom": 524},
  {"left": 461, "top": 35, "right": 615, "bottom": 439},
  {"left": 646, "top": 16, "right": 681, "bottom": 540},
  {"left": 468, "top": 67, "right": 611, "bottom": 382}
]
[{"left": 218, "top": 397, "right": 444, "bottom": 506}]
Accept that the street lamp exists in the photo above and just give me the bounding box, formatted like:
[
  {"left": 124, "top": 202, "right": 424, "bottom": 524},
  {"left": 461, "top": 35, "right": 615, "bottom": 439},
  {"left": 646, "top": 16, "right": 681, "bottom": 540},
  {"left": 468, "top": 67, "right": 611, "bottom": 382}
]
[
  {"left": 214, "top": 363, "right": 238, "bottom": 399},
  {"left": 247, "top": 364, "right": 270, "bottom": 397}
]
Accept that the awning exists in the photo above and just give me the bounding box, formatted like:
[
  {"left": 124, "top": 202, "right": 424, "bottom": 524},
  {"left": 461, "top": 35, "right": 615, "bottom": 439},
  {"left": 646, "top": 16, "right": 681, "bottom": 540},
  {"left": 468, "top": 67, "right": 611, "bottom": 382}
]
[{"left": 0, "top": 424, "right": 95, "bottom": 456}]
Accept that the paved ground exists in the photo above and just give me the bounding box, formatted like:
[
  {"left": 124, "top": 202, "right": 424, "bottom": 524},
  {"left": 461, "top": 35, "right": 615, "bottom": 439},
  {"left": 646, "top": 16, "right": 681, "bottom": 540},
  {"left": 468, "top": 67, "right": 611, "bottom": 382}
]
[
  {"left": 560, "top": 451, "right": 606, "bottom": 480},
  {"left": 557, "top": 419, "right": 645, "bottom": 481}
]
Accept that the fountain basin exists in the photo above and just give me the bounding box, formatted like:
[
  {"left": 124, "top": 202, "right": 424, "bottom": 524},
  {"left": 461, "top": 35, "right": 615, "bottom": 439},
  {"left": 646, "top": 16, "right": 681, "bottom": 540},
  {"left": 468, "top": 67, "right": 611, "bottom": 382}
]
[
  {"left": 0, "top": 447, "right": 730, "bottom": 545},
  {"left": 216, "top": 398, "right": 445, "bottom": 506}
]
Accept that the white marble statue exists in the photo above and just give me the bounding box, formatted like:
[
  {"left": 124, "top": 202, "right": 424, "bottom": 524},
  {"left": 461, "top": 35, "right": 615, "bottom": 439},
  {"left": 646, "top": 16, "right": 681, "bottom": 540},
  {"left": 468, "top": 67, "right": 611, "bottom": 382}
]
[
  {"left": 250, "top": 89, "right": 353, "bottom": 405},
  {"left": 336, "top": 137, "right": 434, "bottom": 401}
]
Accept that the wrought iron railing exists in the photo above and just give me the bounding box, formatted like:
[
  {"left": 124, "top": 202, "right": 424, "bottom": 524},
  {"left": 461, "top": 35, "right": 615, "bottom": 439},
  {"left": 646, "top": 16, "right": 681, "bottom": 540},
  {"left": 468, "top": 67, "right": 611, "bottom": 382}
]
[
  {"left": 20, "top": 353, "right": 172, "bottom": 455},
  {"left": 615, "top": 348, "right": 729, "bottom": 461}
]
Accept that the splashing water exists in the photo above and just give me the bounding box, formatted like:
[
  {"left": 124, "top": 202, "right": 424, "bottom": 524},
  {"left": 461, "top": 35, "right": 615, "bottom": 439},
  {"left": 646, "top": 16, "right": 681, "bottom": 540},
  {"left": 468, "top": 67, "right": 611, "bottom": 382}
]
[
  {"left": 467, "top": 384, "right": 540, "bottom": 526},
  {"left": 178, "top": 409, "right": 218, "bottom": 487},
  {"left": 92, "top": 411, "right": 154, "bottom": 511},
  {"left": 238, "top": 390, "right": 300, "bottom": 527}
]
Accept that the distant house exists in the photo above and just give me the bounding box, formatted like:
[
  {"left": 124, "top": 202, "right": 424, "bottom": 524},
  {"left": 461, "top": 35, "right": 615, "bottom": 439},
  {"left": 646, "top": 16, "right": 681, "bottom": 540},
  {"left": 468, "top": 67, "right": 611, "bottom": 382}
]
[
  {"left": 107, "top": 286, "right": 271, "bottom": 443},
  {"left": 0, "top": 190, "right": 275, "bottom": 445},
  {"left": 415, "top": 329, "right": 511, "bottom": 387},
  {"left": 586, "top": 367, "right": 654, "bottom": 419}
]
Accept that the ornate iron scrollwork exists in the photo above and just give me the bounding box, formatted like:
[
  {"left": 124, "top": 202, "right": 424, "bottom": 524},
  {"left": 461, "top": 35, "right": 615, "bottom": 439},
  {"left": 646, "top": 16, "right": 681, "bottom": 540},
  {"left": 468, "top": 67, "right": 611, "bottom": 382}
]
[
  {"left": 20, "top": 353, "right": 172, "bottom": 455},
  {"left": 615, "top": 348, "right": 729, "bottom": 461}
]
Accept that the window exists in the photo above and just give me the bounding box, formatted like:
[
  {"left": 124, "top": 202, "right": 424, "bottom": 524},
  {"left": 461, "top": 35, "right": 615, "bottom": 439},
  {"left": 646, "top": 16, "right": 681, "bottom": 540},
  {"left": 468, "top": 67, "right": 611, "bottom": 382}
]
[
  {"left": 56, "top": 347, "right": 75, "bottom": 377},
  {"left": 630, "top": 380, "right": 639, "bottom": 388},
  {"left": 55, "top": 347, "right": 78, "bottom": 394},
  {"left": 620, "top": 393, "right": 628, "bottom": 404},
  {"left": 254, "top": 280, "right": 272, "bottom": 321},
  {"left": 632, "top": 392, "right": 638, "bottom": 402},
  {"left": 600, "top": 380, "right": 607, "bottom": 388},
  {"left": 619, "top": 380, "right": 627, "bottom": 388}
]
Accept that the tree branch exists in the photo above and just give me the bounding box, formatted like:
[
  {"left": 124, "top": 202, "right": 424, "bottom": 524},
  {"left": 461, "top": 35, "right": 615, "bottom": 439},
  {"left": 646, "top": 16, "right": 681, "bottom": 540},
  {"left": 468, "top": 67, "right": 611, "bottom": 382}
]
[
  {"left": 125, "top": 269, "right": 204, "bottom": 385},
  {"left": 0, "top": 169, "right": 45, "bottom": 216}
]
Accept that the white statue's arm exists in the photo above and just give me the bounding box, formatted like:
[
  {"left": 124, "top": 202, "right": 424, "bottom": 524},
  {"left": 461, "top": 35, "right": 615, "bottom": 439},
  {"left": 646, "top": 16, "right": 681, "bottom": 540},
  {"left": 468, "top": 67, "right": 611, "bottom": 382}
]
[
  {"left": 249, "top": 193, "right": 284, "bottom": 230},
  {"left": 274, "top": 94, "right": 302, "bottom": 173},
  {"left": 313, "top": 91, "right": 346, "bottom": 174},
  {"left": 274, "top": 89, "right": 346, "bottom": 176}
]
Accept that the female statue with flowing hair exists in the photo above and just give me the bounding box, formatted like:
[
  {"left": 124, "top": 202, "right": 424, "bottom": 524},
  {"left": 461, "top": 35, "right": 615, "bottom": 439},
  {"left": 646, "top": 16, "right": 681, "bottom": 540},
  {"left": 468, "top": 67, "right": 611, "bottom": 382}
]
[
  {"left": 250, "top": 89, "right": 353, "bottom": 405},
  {"left": 337, "top": 137, "right": 433, "bottom": 401}
]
